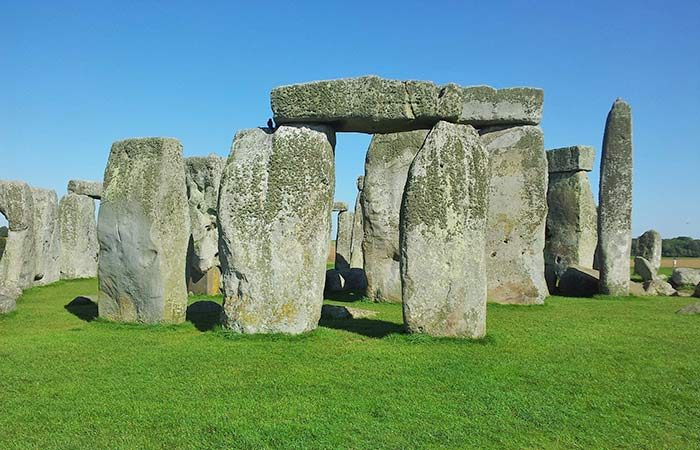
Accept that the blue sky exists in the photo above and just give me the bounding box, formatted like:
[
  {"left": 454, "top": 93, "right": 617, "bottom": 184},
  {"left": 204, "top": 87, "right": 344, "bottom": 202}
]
[{"left": 2, "top": 0, "right": 699, "bottom": 237}]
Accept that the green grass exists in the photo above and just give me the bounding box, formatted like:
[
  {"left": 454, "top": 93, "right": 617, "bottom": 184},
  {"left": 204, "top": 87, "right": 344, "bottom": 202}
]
[{"left": 1, "top": 279, "right": 699, "bottom": 449}]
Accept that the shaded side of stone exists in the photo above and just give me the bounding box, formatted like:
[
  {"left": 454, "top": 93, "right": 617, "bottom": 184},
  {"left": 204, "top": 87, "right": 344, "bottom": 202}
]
[
  {"left": 637, "top": 230, "right": 661, "bottom": 273},
  {"left": 335, "top": 210, "right": 353, "bottom": 269},
  {"left": 349, "top": 176, "right": 364, "bottom": 269}
]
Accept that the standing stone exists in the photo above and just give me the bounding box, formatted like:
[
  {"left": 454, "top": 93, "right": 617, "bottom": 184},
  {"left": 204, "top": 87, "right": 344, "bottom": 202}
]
[
  {"left": 98, "top": 138, "right": 190, "bottom": 324},
  {"left": 400, "top": 121, "right": 489, "bottom": 338},
  {"left": 0, "top": 180, "right": 37, "bottom": 290},
  {"left": 637, "top": 230, "right": 662, "bottom": 273},
  {"left": 362, "top": 129, "right": 428, "bottom": 302},
  {"left": 544, "top": 146, "right": 598, "bottom": 290},
  {"left": 67, "top": 179, "right": 103, "bottom": 200},
  {"left": 31, "top": 188, "right": 61, "bottom": 285},
  {"left": 598, "top": 99, "right": 633, "bottom": 296},
  {"left": 185, "top": 155, "right": 226, "bottom": 295},
  {"left": 0, "top": 285, "right": 22, "bottom": 314},
  {"left": 335, "top": 210, "right": 353, "bottom": 269},
  {"left": 349, "top": 176, "right": 365, "bottom": 269},
  {"left": 59, "top": 193, "right": 98, "bottom": 279},
  {"left": 634, "top": 256, "right": 656, "bottom": 282},
  {"left": 218, "top": 125, "right": 335, "bottom": 334},
  {"left": 481, "top": 126, "right": 549, "bottom": 304}
]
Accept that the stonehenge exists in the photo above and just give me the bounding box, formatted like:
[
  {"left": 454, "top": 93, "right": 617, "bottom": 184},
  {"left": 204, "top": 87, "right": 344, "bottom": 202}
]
[
  {"left": 31, "top": 188, "right": 61, "bottom": 285},
  {"left": 335, "top": 210, "right": 353, "bottom": 270},
  {"left": 97, "top": 138, "right": 190, "bottom": 324},
  {"left": 597, "top": 99, "right": 633, "bottom": 296},
  {"left": 636, "top": 230, "right": 662, "bottom": 274},
  {"left": 349, "top": 176, "right": 364, "bottom": 269},
  {"left": 634, "top": 257, "right": 656, "bottom": 282},
  {"left": 0, "top": 180, "right": 37, "bottom": 290},
  {"left": 59, "top": 192, "right": 98, "bottom": 279},
  {"left": 67, "top": 179, "right": 103, "bottom": 200}
]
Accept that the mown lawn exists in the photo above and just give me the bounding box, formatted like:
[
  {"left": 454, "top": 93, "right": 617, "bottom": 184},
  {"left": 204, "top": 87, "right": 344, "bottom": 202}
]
[{"left": 1, "top": 279, "right": 699, "bottom": 449}]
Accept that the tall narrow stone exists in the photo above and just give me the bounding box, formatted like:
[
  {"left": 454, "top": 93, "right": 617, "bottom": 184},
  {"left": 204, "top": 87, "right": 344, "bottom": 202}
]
[
  {"left": 362, "top": 130, "right": 428, "bottom": 302},
  {"left": 185, "top": 155, "right": 226, "bottom": 295},
  {"left": 481, "top": 126, "right": 549, "bottom": 304},
  {"left": 637, "top": 230, "right": 661, "bottom": 274},
  {"left": 598, "top": 99, "right": 633, "bottom": 296},
  {"left": 218, "top": 125, "right": 335, "bottom": 334},
  {"left": 400, "top": 121, "right": 489, "bottom": 338},
  {"left": 335, "top": 210, "right": 353, "bottom": 269},
  {"left": 59, "top": 193, "right": 98, "bottom": 280},
  {"left": 0, "top": 180, "right": 37, "bottom": 290},
  {"left": 349, "top": 176, "right": 364, "bottom": 269},
  {"left": 98, "top": 138, "right": 190, "bottom": 323},
  {"left": 31, "top": 188, "right": 61, "bottom": 285}
]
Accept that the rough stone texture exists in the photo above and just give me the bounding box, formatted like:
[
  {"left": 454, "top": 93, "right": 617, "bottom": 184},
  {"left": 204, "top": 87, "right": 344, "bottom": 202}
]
[
  {"left": 362, "top": 129, "right": 428, "bottom": 302},
  {"left": 634, "top": 256, "right": 656, "bottom": 282},
  {"left": 324, "top": 268, "right": 367, "bottom": 292},
  {"left": 349, "top": 176, "right": 364, "bottom": 269},
  {"left": 545, "top": 170, "right": 597, "bottom": 286},
  {"left": 271, "top": 76, "right": 543, "bottom": 134},
  {"left": 31, "top": 188, "right": 61, "bottom": 285},
  {"left": 481, "top": 125, "right": 549, "bottom": 305},
  {"left": 695, "top": 283, "right": 700, "bottom": 298},
  {"left": 218, "top": 125, "right": 335, "bottom": 334},
  {"left": 335, "top": 210, "right": 353, "bottom": 269},
  {"left": 598, "top": 99, "right": 633, "bottom": 296},
  {"left": 677, "top": 302, "right": 700, "bottom": 315},
  {"left": 0, "top": 180, "right": 37, "bottom": 290},
  {"left": 558, "top": 266, "right": 600, "bottom": 298},
  {"left": 59, "top": 193, "right": 98, "bottom": 280},
  {"left": 637, "top": 230, "right": 662, "bottom": 273},
  {"left": 184, "top": 155, "right": 226, "bottom": 295},
  {"left": 320, "top": 304, "right": 377, "bottom": 320},
  {"left": 0, "top": 285, "right": 22, "bottom": 314},
  {"left": 400, "top": 121, "right": 490, "bottom": 338},
  {"left": 642, "top": 279, "right": 677, "bottom": 297},
  {"left": 671, "top": 268, "right": 700, "bottom": 288},
  {"left": 67, "top": 179, "right": 103, "bottom": 200},
  {"left": 546, "top": 146, "right": 595, "bottom": 173},
  {"left": 98, "top": 137, "right": 190, "bottom": 324},
  {"left": 332, "top": 201, "right": 348, "bottom": 212}
]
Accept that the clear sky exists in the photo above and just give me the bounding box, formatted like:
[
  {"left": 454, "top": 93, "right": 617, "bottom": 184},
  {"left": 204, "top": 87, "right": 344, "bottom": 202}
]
[{"left": 2, "top": 0, "right": 699, "bottom": 237}]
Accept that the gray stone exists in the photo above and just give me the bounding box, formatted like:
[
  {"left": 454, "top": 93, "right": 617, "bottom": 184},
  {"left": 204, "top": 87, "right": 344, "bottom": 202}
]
[
  {"left": 546, "top": 146, "right": 595, "bottom": 173},
  {"left": 642, "top": 279, "right": 677, "bottom": 296},
  {"left": 98, "top": 137, "right": 190, "bottom": 324},
  {"left": 695, "top": 283, "right": 700, "bottom": 298},
  {"left": 558, "top": 266, "right": 600, "bottom": 297},
  {"left": 545, "top": 171, "right": 598, "bottom": 285},
  {"left": 31, "top": 188, "right": 61, "bottom": 285},
  {"left": 0, "top": 285, "right": 22, "bottom": 314},
  {"left": 218, "top": 125, "right": 335, "bottom": 334},
  {"left": 671, "top": 268, "right": 700, "bottom": 288},
  {"left": 598, "top": 99, "right": 633, "bottom": 296},
  {"left": 59, "top": 193, "right": 98, "bottom": 280},
  {"left": 362, "top": 129, "right": 428, "bottom": 302},
  {"left": 634, "top": 256, "right": 656, "bottom": 282},
  {"left": 0, "top": 180, "right": 37, "bottom": 290},
  {"left": 320, "top": 304, "right": 377, "bottom": 320},
  {"left": 400, "top": 121, "right": 490, "bottom": 338},
  {"left": 184, "top": 155, "right": 226, "bottom": 295},
  {"left": 67, "top": 179, "right": 103, "bottom": 200},
  {"left": 677, "top": 302, "right": 700, "bottom": 315},
  {"left": 332, "top": 202, "right": 348, "bottom": 212},
  {"left": 335, "top": 210, "right": 353, "bottom": 269},
  {"left": 324, "top": 268, "right": 367, "bottom": 292},
  {"left": 637, "top": 230, "right": 662, "bottom": 273},
  {"left": 349, "top": 176, "right": 365, "bottom": 270},
  {"left": 481, "top": 125, "right": 549, "bottom": 305},
  {"left": 271, "top": 76, "right": 543, "bottom": 134}
]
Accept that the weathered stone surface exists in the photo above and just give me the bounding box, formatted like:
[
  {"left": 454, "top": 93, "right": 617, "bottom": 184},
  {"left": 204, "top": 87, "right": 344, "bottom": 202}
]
[
  {"left": 401, "top": 121, "right": 490, "bottom": 338},
  {"left": 545, "top": 171, "right": 597, "bottom": 286},
  {"left": 671, "top": 268, "right": 700, "bottom": 288},
  {"left": 695, "top": 283, "right": 700, "bottom": 298},
  {"left": 558, "top": 266, "right": 599, "bottom": 297},
  {"left": 634, "top": 256, "right": 656, "bottom": 282},
  {"left": 597, "top": 99, "right": 633, "bottom": 296},
  {"left": 481, "top": 125, "right": 549, "bottom": 304},
  {"left": 324, "top": 268, "right": 367, "bottom": 292},
  {"left": 637, "top": 230, "right": 662, "bottom": 273},
  {"left": 546, "top": 146, "right": 595, "bottom": 173},
  {"left": 184, "top": 155, "right": 226, "bottom": 295},
  {"left": 98, "top": 137, "right": 190, "bottom": 324},
  {"left": 219, "top": 125, "right": 335, "bottom": 334},
  {"left": 67, "top": 179, "right": 103, "bottom": 200},
  {"left": 677, "top": 302, "right": 700, "bottom": 315},
  {"left": 0, "top": 180, "right": 37, "bottom": 290},
  {"left": 362, "top": 129, "right": 428, "bottom": 302},
  {"left": 320, "top": 304, "right": 377, "bottom": 320},
  {"left": 349, "top": 176, "right": 364, "bottom": 269},
  {"left": 335, "top": 210, "right": 353, "bottom": 269},
  {"left": 59, "top": 193, "right": 98, "bottom": 280},
  {"left": 271, "top": 76, "right": 543, "bottom": 134},
  {"left": 0, "top": 285, "right": 21, "bottom": 313},
  {"left": 332, "top": 201, "right": 348, "bottom": 212},
  {"left": 642, "top": 279, "right": 677, "bottom": 296},
  {"left": 31, "top": 188, "right": 61, "bottom": 285}
]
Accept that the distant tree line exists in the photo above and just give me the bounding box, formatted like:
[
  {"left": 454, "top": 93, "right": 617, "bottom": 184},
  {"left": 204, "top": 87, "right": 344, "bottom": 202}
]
[{"left": 632, "top": 236, "right": 700, "bottom": 258}]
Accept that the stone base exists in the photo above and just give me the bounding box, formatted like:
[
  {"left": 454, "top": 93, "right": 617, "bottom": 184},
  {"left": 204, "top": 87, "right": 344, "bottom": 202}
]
[{"left": 188, "top": 266, "right": 221, "bottom": 296}]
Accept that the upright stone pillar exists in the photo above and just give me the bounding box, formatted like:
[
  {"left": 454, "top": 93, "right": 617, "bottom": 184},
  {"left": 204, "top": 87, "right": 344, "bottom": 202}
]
[
  {"left": 598, "top": 99, "right": 633, "bottom": 296},
  {"left": 362, "top": 130, "right": 428, "bottom": 302},
  {"left": 401, "top": 122, "right": 489, "bottom": 338},
  {"left": 481, "top": 126, "right": 549, "bottom": 304},
  {"left": 335, "top": 210, "right": 353, "bottom": 269},
  {"left": 98, "top": 138, "right": 190, "bottom": 323},
  {"left": 59, "top": 193, "right": 98, "bottom": 279},
  {"left": 544, "top": 146, "right": 598, "bottom": 290},
  {"left": 349, "top": 176, "right": 364, "bottom": 269},
  {"left": 218, "top": 125, "right": 335, "bottom": 334},
  {"left": 0, "top": 180, "right": 37, "bottom": 290},
  {"left": 31, "top": 188, "right": 61, "bottom": 285},
  {"left": 637, "top": 230, "right": 661, "bottom": 274}
]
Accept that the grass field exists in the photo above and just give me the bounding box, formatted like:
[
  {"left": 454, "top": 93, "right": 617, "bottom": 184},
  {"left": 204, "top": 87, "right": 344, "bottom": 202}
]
[{"left": 1, "top": 279, "right": 700, "bottom": 449}]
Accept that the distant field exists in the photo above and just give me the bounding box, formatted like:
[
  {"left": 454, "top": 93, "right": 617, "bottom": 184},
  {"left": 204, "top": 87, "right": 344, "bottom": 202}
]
[{"left": 660, "top": 257, "right": 700, "bottom": 269}]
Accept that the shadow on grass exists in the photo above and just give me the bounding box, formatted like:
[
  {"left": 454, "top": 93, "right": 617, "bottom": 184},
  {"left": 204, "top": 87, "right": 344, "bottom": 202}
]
[
  {"left": 64, "top": 296, "right": 98, "bottom": 322},
  {"left": 319, "top": 317, "right": 404, "bottom": 338},
  {"left": 186, "top": 301, "right": 222, "bottom": 332}
]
